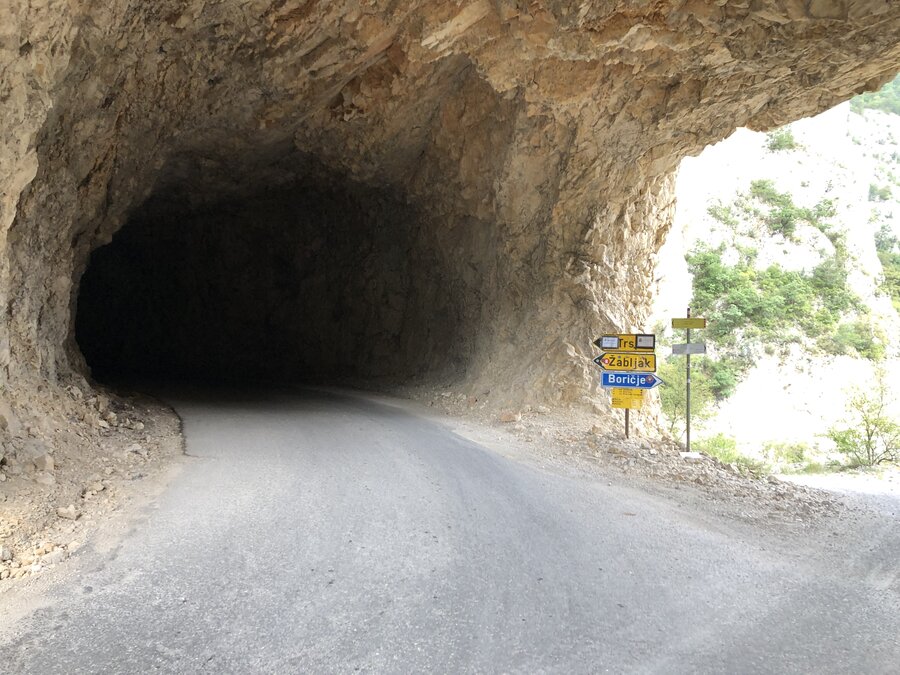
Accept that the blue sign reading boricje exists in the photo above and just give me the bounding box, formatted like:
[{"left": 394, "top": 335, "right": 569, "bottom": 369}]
[{"left": 601, "top": 372, "right": 664, "bottom": 389}]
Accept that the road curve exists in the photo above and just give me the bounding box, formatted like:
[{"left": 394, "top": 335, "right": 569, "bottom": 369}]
[{"left": 1, "top": 388, "right": 898, "bottom": 673}]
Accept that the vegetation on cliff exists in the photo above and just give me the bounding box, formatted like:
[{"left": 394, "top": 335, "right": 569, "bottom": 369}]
[{"left": 851, "top": 73, "right": 900, "bottom": 116}]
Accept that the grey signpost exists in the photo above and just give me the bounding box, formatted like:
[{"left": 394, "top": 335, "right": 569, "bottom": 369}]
[
  {"left": 686, "top": 308, "right": 692, "bottom": 453},
  {"left": 671, "top": 309, "right": 707, "bottom": 455}
]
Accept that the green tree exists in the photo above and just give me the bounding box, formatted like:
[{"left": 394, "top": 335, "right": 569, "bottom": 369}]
[
  {"left": 658, "top": 357, "right": 715, "bottom": 439},
  {"left": 875, "top": 223, "right": 900, "bottom": 311},
  {"left": 827, "top": 371, "right": 900, "bottom": 467}
]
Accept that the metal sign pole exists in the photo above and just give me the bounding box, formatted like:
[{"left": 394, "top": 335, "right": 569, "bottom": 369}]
[
  {"left": 625, "top": 408, "right": 630, "bottom": 439},
  {"left": 686, "top": 306, "right": 691, "bottom": 453}
]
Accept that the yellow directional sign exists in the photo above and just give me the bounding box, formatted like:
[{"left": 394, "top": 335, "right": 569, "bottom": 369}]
[
  {"left": 595, "top": 334, "right": 655, "bottom": 352},
  {"left": 594, "top": 352, "right": 656, "bottom": 372},
  {"left": 611, "top": 388, "right": 644, "bottom": 409},
  {"left": 672, "top": 318, "right": 706, "bottom": 329}
]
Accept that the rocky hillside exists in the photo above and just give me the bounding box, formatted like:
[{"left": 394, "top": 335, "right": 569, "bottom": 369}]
[{"left": 652, "top": 85, "right": 900, "bottom": 462}]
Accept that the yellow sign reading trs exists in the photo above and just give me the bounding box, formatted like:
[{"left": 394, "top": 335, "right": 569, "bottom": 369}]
[{"left": 595, "top": 334, "right": 655, "bottom": 352}]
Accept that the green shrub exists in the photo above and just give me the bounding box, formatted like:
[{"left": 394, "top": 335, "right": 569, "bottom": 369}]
[
  {"left": 819, "top": 320, "right": 885, "bottom": 361},
  {"left": 813, "top": 199, "right": 837, "bottom": 221},
  {"left": 698, "top": 357, "right": 746, "bottom": 400},
  {"left": 686, "top": 244, "right": 857, "bottom": 350},
  {"left": 800, "top": 462, "right": 827, "bottom": 474},
  {"left": 766, "top": 128, "right": 798, "bottom": 151},
  {"left": 875, "top": 223, "right": 898, "bottom": 253},
  {"left": 707, "top": 203, "right": 739, "bottom": 227},
  {"left": 878, "top": 250, "right": 900, "bottom": 312},
  {"left": 694, "top": 434, "right": 768, "bottom": 474},
  {"left": 764, "top": 441, "right": 808, "bottom": 465},
  {"left": 868, "top": 183, "right": 892, "bottom": 202},
  {"left": 747, "top": 180, "right": 832, "bottom": 237}
]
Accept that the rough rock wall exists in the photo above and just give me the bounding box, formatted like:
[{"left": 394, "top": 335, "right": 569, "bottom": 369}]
[{"left": 2, "top": 1, "right": 899, "bottom": 423}]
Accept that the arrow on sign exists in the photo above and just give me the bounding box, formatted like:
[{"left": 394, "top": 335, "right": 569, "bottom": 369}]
[
  {"left": 601, "top": 372, "right": 664, "bottom": 389},
  {"left": 593, "top": 352, "right": 656, "bottom": 372}
]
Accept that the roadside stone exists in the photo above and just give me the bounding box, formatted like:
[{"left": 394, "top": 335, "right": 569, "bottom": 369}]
[
  {"left": 56, "top": 505, "right": 80, "bottom": 521},
  {"left": 34, "top": 453, "right": 54, "bottom": 472},
  {"left": 34, "top": 471, "right": 56, "bottom": 486},
  {"left": 0, "top": 545, "right": 12, "bottom": 561},
  {"left": 0, "top": 401, "right": 21, "bottom": 435},
  {"left": 127, "top": 443, "right": 147, "bottom": 457},
  {"left": 41, "top": 549, "right": 66, "bottom": 565},
  {"left": 4, "top": 458, "right": 24, "bottom": 475},
  {"left": 499, "top": 411, "right": 521, "bottom": 423},
  {"left": 0, "top": 569, "right": 9, "bottom": 580}
]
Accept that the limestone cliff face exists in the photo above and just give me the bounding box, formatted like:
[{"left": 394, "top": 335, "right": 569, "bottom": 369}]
[{"left": 1, "top": 1, "right": 899, "bottom": 419}]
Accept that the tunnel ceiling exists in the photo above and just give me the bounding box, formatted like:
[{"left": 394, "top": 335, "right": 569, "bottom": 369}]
[{"left": 1, "top": 1, "right": 900, "bottom": 407}]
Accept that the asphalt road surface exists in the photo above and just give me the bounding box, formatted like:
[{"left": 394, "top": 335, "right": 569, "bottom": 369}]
[{"left": 1, "top": 389, "right": 898, "bottom": 673}]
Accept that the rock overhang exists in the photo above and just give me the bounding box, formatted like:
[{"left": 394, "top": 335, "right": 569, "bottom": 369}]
[{"left": 0, "top": 0, "right": 898, "bottom": 411}]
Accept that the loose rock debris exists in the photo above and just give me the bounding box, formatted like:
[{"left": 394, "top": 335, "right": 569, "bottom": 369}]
[{"left": 1, "top": 382, "right": 181, "bottom": 583}]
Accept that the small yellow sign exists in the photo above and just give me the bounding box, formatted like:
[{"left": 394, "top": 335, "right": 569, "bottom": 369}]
[
  {"left": 611, "top": 388, "right": 644, "bottom": 409},
  {"left": 596, "top": 352, "right": 656, "bottom": 372},
  {"left": 672, "top": 318, "right": 706, "bottom": 329}
]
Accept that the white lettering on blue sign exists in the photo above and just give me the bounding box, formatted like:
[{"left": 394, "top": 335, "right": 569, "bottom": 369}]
[{"left": 601, "top": 372, "right": 663, "bottom": 389}]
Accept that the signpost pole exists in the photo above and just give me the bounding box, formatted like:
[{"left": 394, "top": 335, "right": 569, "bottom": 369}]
[
  {"left": 685, "top": 306, "right": 691, "bottom": 454},
  {"left": 625, "top": 408, "right": 630, "bottom": 439}
]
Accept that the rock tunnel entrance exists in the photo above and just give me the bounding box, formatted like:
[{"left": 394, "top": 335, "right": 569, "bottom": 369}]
[
  {"left": 75, "top": 163, "right": 471, "bottom": 386},
  {"left": 3, "top": 1, "right": 899, "bottom": 418}
]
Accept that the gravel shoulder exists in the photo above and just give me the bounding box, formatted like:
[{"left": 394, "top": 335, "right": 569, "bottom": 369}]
[{"left": 1, "top": 385, "right": 183, "bottom": 585}]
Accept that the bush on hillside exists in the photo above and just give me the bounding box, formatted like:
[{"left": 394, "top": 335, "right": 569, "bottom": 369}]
[
  {"left": 868, "top": 183, "right": 892, "bottom": 202},
  {"left": 746, "top": 180, "right": 835, "bottom": 238},
  {"left": 694, "top": 434, "right": 768, "bottom": 474},
  {"left": 765, "top": 128, "right": 798, "bottom": 151}
]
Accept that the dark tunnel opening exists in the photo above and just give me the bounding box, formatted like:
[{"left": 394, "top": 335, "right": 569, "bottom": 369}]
[{"left": 75, "top": 168, "right": 471, "bottom": 387}]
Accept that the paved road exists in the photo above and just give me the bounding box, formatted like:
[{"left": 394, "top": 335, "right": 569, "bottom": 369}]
[{"left": 1, "top": 389, "right": 898, "bottom": 673}]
